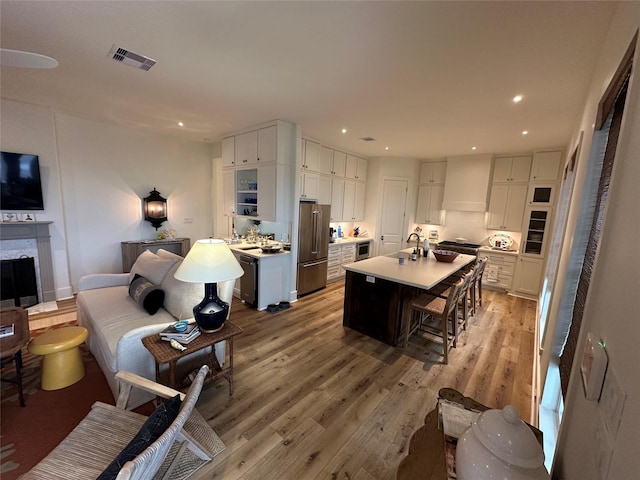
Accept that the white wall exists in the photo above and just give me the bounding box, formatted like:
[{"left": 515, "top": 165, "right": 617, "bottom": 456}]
[
  {"left": 552, "top": 3, "right": 640, "bottom": 478},
  {"left": 0, "top": 100, "right": 72, "bottom": 299},
  {"left": 1, "top": 100, "right": 215, "bottom": 294}
]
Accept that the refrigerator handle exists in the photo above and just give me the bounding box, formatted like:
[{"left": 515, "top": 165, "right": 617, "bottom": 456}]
[{"left": 312, "top": 209, "right": 320, "bottom": 254}]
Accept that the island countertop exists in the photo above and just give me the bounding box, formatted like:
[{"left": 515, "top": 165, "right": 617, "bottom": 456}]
[{"left": 343, "top": 249, "right": 476, "bottom": 290}]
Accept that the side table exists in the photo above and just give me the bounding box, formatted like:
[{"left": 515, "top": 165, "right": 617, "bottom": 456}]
[{"left": 142, "top": 321, "right": 242, "bottom": 394}]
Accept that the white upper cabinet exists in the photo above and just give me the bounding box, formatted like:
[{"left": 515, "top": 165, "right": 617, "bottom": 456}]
[
  {"left": 318, "top": 175, "right": 332, "bottom": 205},
  {"left": 332, "top": 150, "right": 347, "bottom": 177},
  {"left": 318, "top": 147, "right": 334, "bottom": 175},
  {"left": 330, "top": 178, "right": 345, "bottom": 222},
  {"left": 530, "top": 151, "right": 562, "bottom": 182},
  {"left": 492, "top": 156, "right": 532, "bottom": 183},
  {"left": 235, "top": 131, "right": 258, "bottom": 166},
  {"left": 300, "top": 171, "right": 319, "bottom": 200},
  {"left": 257, "top": 126, "right": 277, "bottom": 163},
  {"left": 345, "top": 154, "right": 367, "bottom": 181},
  {"left": 353, "top": 181, "right": 366, "bottom": 221},
  {"left": 486, "top": 184, "right": 528, "bottom": 231},
  {"left": 419, "top": 161, "right": 447, "bottom": 184},
  {"left": 342, "top": 180, "right": 356, "bottom": 221},
  {"left": 222, "top": 137, "right": 235, "bottom": 168},
  {"left": 415, "top": 185, "right": 445, "bottom": 225},
  {"left": 222, "top": 169, "right": 235, "bottom": 215},
  {"left": 302, "top": 139, "right": 320, "bottom": 171}
]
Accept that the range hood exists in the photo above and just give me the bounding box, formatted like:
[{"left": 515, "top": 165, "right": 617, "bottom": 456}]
[{"left": 442, "top": 154, "right": 492, "bottom": 212}]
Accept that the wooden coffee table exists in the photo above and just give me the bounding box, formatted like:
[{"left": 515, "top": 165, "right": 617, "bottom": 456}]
[{"left": 142, "top": 321, "right": 242, "bottom": 394}]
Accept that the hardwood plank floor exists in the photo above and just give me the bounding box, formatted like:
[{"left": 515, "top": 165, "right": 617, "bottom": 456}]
[{"left": 30, "top": 280, "right": 536, "bottom": 479}]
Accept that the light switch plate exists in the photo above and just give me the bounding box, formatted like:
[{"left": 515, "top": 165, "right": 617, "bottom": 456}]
[
  {"left": 595, "top": 413, "right": 613, "bottom": 480},
  {"left": 600, "top": 365, "right": 626, "bottom": 439},
  {"left": 581, "top": 332, "right": 608, "bottom": 400}
]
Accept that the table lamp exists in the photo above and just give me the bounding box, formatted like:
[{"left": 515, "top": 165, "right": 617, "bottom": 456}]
[{"left": 173, "top": 239, "right": 243, "bottom": 333}]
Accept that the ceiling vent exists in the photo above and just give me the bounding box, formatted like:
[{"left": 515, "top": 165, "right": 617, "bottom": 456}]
[
  {"left": 360, "top": 137, "right": 376, "bottom": 142},
  {"left": 107, "top": 45, "right": 156, "bottom": 71}
]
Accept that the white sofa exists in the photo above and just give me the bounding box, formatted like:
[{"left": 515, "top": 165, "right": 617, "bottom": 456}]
[{"left": 77, "top": 248, "right": 234, "bottom": 408}]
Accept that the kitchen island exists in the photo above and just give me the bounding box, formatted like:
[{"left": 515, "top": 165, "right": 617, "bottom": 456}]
[{"left": 342, "top": 250, "right": 475, "bottom": 346}]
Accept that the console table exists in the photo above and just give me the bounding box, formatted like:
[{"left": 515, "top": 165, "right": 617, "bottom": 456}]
[{"left": 121, "top": 238, "right": 190, "bottom": 272}]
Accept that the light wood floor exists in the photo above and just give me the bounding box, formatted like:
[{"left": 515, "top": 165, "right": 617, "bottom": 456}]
[{"left": 30, "top": 280, "right": 536, "bottom": 480}]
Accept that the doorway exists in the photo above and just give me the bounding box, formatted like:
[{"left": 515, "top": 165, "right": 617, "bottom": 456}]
[{"left": 378, "top": 179, "right": 408, "bottom": 256}]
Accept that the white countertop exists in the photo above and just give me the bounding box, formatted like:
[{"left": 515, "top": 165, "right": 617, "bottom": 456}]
[
  {"left": 228, "top": 242, "right": 291, "bottom": 260},
  {"left": 343, "top": 249, "right": 476, "bottom": 290},
  {"left": 330, "top": 237, "right": 372, "bottom": 245}
]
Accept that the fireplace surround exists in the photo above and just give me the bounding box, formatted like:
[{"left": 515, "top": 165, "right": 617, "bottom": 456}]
[{"left": 0, "top": 221, "right": 55, "bottom": 303}]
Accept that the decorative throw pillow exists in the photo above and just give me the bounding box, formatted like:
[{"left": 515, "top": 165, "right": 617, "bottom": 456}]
[
  {"left": 129, "top": 274, "right": 165, "bottom": 315},
  {"left": 128, "top": 250, "right": 178, "bottom": 286},
  {"left": 97, "top": 395, "right": 182, "bottom": 480},
  {"left": 159, "top": 261, "right": 203, "bottom": 319}
]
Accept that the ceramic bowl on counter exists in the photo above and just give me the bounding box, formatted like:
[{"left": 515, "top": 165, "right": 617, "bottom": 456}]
[
  {"left": 432, "top": 250, "right": 459, "bottom": 263},
  {"left": 260, "top": 244, "right": 282, "bottom": 254}
]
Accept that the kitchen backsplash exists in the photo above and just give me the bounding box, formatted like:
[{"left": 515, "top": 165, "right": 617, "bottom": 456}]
[{"left": 414, "top": 210, "right": 522, "bottom": 248}]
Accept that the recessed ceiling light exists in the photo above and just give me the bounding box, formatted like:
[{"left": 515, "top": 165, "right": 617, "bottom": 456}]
[
  {"left": 341, "top": 128, "right": 347, "bottom": 134},
  {"left": 522, "top": 130, "right": 528, "bottom": 135},
  {"left": 178, "top": 122, "right": 184, "bottom": 127},
  {"left": 385, "top": 146, "right": 389, "bottom": 150},
  {"left": 513, "top": 95, "right": 523, "bottom": 103},
  {"left": 472, "top": 146, "right": 477, "bottom": 150}
]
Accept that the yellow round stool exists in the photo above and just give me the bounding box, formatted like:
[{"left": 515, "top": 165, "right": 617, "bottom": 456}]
[{"left": 28, "top": 326, "right": 88, "bottom": 391}]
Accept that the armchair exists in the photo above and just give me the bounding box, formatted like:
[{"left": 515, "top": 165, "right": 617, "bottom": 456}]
[{"left": 23, "top": 365, "right": 225, "bottom": 480}]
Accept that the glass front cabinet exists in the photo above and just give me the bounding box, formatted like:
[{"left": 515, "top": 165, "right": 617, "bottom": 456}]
[{"left": 521, "top": 207, "right": 552, "bottom": 257}]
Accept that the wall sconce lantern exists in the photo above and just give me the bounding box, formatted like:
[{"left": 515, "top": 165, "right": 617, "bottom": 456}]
[{"left": 143, "top": 188, "right": 167, "bottom": 230}]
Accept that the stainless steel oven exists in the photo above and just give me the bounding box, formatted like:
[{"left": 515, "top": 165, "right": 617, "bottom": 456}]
[{"left": 355, "top": 241, "right": 370, "bottom": 261}]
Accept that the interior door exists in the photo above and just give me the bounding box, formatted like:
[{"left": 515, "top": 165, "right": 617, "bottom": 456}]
[{"left": 378, "top": 179, "right": 408, "bottom": 256}]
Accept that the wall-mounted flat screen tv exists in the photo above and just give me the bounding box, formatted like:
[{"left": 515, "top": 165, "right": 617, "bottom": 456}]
[{"left": 0, "top": 151, "right": 45, "bottom": 210}]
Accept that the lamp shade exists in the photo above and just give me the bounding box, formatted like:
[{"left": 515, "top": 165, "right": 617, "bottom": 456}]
[
  {"left": 174, "top": 239, "right": 243, "bottom": 333},
  {"left": 174, "top": 239, "right": 243, "bottom": 283}
]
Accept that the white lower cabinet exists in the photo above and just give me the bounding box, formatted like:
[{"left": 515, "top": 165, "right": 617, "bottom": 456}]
[
  {"left": 512, "top": 257, "right": 544, "bottom": 297},
  {"left": 327, "top": 243, "right": 356, "bottom": 282},
  {"left": 481, "top": 252, "right": 517, "bottom": 291}
]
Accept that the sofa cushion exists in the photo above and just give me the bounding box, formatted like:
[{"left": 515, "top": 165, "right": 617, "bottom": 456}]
[
  {"left": 129, "top": 250, "right": 177, "bottom": 286},
  {"left": 156, "top": 248, "right": 185, "bottom": 262},
  {"left": 77, "top": 286, "right": 176, "bottom": 373},
  {"left": 128, "top": 274, "right": 165, "bottom": 315},
  {"left": 97, "top": 394, "right": 182, "bottom": 480},
  {"left": 160, "top": 261, "right": 204, "bottom": 320}
]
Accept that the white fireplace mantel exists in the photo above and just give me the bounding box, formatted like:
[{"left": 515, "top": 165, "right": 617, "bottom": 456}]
[{"left": 0, "top": 221, "right": 56, "bottom": 302}]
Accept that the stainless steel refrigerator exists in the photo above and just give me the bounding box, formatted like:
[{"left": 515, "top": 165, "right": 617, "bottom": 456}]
[{"left": 297, "top": 203, "right": 330, "bottom": 296}]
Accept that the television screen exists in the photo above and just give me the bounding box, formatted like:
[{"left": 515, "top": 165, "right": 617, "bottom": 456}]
[{"left": 0, "top": 151, "right": 45, "bottom": 210}]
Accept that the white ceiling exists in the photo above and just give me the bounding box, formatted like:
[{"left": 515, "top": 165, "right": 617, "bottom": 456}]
[{"left": 0, "top": 1, "right": 618, "bottom": 159}]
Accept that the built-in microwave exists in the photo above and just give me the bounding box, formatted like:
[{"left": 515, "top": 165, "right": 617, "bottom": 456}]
[{"left": 355, "top": 241, "right": 370, "bottom": 261}]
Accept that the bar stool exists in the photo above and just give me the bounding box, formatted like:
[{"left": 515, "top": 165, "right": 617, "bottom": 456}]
[
  {"left": 404, "top": 278, "right": 464, "bottom": 364},
  {"left": 470, "top": 257, "right": 488, "bottom": 315}
]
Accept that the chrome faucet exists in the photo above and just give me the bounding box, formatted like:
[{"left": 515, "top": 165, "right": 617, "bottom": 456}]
[{"left": 406, "top": 232, "right": 421, "bottom": 252}]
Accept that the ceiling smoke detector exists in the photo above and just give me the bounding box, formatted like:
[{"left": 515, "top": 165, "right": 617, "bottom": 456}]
[
  {"left": 107, "top": 45, "right": 156, "bottom": 71},
  {"left": 360, "top": 137, "right": 376, "bottom": 142}
]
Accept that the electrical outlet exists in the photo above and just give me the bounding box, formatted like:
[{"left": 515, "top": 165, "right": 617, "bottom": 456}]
[{"left": 183, "top": 217, "right": 193, "bottom": 224}]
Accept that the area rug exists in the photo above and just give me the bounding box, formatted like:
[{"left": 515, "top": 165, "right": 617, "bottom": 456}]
[
  {"left": 0, "top": 322, "right": 114, "bottom": 479},
  {"left": 1, "top": 321, "right": 225, "bottom": 480}
]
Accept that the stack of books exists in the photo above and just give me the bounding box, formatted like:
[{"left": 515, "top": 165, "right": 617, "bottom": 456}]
[{"left": 160, "top": 322, "right": 201, "bottom": 344}]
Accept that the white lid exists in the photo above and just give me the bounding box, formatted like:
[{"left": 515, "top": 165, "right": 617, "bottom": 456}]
[{"left": 471, "top": 405, "right": 545, "bottom": 469}]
